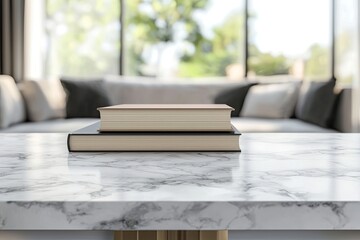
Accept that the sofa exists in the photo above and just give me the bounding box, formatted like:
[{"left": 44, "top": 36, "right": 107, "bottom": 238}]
[{"left": 0, "top": 75, "right": 353, "bottom": 133}]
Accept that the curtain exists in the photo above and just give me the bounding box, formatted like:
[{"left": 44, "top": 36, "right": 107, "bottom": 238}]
[{"left": 0, "top": 0, "right": 26, "bottom": 82}]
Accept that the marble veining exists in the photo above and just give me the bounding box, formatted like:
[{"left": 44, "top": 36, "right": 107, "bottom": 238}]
[{"left": 0, "top": 133, "right": 360, "bottom": 230}]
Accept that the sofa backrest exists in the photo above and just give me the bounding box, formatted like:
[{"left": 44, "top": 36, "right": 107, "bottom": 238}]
[
  {"left": 104, "top": 76, "right": 245, "bottom": 104},
  {"left": 104, "top": 75, "right": 301, "bottom": 105}
]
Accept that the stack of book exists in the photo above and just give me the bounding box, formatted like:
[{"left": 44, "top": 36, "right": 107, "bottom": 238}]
[{"left": 67, "top": 104, "right": 241, "bottom": 152}]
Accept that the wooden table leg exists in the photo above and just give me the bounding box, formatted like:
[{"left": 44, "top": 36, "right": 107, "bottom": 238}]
[
  {"left": 217, "top": 230, "right": 228, "bottom": 240},
  {"left": 186, "top": 231, "right": 200, "bottom": 240},
  {"left": 114, "top": 230, "right": 228, "bottom": 240},
  {"left": 114, "top": 231, "right": 137, "bottom": 240},
  {"left": 199, "top": 230, "right": 227, "bottom": 240}
]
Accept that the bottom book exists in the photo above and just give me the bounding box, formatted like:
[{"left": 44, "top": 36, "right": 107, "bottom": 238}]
[{"left": 67, "top": 122, "right": 241, "bottom": 152}]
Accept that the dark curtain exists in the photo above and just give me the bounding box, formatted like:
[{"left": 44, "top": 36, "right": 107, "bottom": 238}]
[{"left": 0, "top": 0, "right": 25, "bottom": 82}]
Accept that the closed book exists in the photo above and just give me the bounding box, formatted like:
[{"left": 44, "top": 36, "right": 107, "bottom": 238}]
[
  {"left": 67, "top": 122, "right": 241, "bottom": 152},
  {"left": 97, "top": 104, "right": 234, "bottom": 132}
]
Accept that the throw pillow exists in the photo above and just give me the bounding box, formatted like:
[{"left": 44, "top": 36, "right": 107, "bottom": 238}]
[
  {"left": 0, "top": 75, "right": 26, "bottom": 128},
  {"left": 19, "top": 80, "right": 66, "bottom": 122},
  {"left": 241, "top": 82, "right": 300, "bottom": 119},
  {"left": 60, "top": 78, "right": 111, "bottom": 118},
  {"left": 214, "top": 83, "right": 257, "bottom": 117},
  {"left": 295, "top": 78, "right": 337, "bottom": 128}
]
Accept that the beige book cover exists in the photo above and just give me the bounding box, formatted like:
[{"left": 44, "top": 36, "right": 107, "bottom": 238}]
[{"left": 68, "top": 122, "right": 241, "bottom": 152}]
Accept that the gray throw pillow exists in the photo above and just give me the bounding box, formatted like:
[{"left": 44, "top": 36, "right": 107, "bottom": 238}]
[
  {"left": 61, "top": 78, "right": 112, "bottom": 118},
  {"left": 295, "top": 78, "right": 336, "bottom": 128},
  {"left": 0, "top": 75, "right": 26, "bottom": 128},
  {"left": 214, "top": 83, "right": 257, "bottom": 117},
  {"left": 241, "top": 82, "right": 300, "bottom": 119},
  {"left": 19, "top": 80, "right": 66, "bottom": 122}
]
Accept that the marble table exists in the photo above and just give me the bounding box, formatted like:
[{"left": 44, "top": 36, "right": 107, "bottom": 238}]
[{"left": 1, "top": 133, "right": 360, "bottom": 237}]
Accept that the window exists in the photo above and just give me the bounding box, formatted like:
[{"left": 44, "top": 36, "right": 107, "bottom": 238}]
[
  {"left": 248, "top": 0, "right": 331, "bottom": 80},
  {"left": 335, "top": 0, "right": 358, "bottom": 86},
  {"left": 27, "top": 0, "right": 355, "bottom": 83},
  {"left": 124, "top": 0, "right": 245, "bottom": 79},
  {"left": 44, "top": 0, "right": 120, "bottom": 78}
]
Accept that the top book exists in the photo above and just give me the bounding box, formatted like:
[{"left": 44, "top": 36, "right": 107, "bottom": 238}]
[{"left": 98, "top": 104, "right": 234, "bottom": 132}]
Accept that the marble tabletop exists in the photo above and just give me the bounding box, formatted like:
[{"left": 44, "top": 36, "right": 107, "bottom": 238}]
[{"left": 0, "top": 133, "right": 360, "bottom": 230}]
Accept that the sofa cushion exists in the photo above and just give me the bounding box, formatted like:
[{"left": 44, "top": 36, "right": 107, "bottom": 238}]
[
  {"left": 231, "top": 117, "right": 337, "bottom": 133},
  {"left": 295, "top": 78, "right": 337, "bottom": 128},
  {"left": 19, "top": 80, "right": 66, "bottom": 122},
  {"left": 214, "top": 83, "right": 257, "bottom": 117},
  {"left": 0, "top": 118, "right": 98, "bottom": 133},
  {"left": 0, "top": 75, "right": 26, "bottom": 128},
  {"left": 241, "top": 82, "right": 300, "bottom": 118},
  {"left": 61, "top": 78, "right": 111, "bottom": 118}
]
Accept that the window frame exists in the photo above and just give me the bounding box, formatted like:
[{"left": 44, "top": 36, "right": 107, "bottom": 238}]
[
  {"left": 45, "top": 0, "right": 337, "bottom": 79},
  {"left": 118, "top": 0, "right": 336, "bottom": 79}
]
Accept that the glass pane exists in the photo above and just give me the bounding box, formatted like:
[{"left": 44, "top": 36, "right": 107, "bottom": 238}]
[
  {"left": 45, "top": 0, "right": 120, "bottom": 78},
  {"left": 335, "top": 0, "right": 358, "bottom": 86},
  {"left": 248, "top": 0, "right": 331, "bottom": 80},
  {"left": 125, "top": 0, "right": 245, "bottom": 80}
]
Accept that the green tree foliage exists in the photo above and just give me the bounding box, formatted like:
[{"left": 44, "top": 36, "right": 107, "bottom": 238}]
[
  {"left": 127, "top": 0, "right": 208, "bottom": 43},
  {"left": 126, "top": 0, "right": 209, "bottom": 76},
  {"left": 304, "top": 44, "right": 330, "bottom": 80},
  {"left": 248, "top": 45, "right": 289, "bottom": 76},
  {"left": 178, "top": 13, "right": 245, "bottom": 77}
]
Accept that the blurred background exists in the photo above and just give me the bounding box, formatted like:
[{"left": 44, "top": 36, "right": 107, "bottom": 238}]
[
  {"left": 24, "top": 0, "right": 357, "bottom": 84},
  {"left": 0, "top": 0, "right": 359, "bottom": 133}
]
